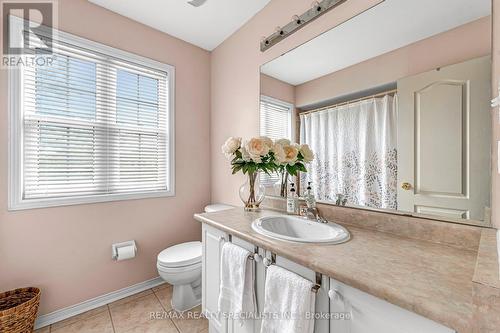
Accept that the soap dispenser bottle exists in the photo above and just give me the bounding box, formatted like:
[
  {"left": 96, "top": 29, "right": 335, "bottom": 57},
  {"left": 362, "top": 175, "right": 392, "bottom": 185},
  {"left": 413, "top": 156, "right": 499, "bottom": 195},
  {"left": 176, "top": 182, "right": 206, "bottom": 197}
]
[
  {"left": 287, "top": 183, "right": 298, "bottom": 214},
  {"left": 305, "top": 182, "right": 316, "bottom": 209}
]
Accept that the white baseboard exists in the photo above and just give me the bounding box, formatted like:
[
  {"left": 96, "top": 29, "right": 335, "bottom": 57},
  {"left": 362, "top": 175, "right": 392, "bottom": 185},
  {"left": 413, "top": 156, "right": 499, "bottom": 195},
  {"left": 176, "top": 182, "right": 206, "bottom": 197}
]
[{"left": 35, "top": 276, "right": 164, "bottom": 329}]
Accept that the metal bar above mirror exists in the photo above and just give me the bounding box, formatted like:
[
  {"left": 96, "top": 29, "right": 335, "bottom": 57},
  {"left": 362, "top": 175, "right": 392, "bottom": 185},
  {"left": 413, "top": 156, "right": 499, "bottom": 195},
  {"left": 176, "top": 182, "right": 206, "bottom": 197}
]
[{"left": 260, "top": 0, "right": 348, "bottom": 52}]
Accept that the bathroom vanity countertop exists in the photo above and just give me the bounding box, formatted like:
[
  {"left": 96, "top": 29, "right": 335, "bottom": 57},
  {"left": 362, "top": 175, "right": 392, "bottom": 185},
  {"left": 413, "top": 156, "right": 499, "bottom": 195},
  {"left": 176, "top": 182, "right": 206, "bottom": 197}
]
[
  {"left": 473, "top": 228, "right": 500, "bottom": 289},
  {"left": 194, "top": 208, "right": 480, "bottom": 332}
]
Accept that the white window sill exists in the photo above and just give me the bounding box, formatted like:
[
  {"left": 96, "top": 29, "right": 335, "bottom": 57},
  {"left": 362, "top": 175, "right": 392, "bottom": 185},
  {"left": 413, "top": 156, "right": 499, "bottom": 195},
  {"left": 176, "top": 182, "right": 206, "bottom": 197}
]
[{"left": 8, "top": 190, "right": 175, "bottom": 211}]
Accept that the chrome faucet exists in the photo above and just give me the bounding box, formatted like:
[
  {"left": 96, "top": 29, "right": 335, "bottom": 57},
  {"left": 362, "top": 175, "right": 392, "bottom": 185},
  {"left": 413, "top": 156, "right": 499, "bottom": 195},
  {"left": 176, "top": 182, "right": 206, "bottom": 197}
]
[
  {"left": 335, "top": 194, "right": 347, "bottom": 206},
  {"left": 303, "top": 207, "right": 328, "bottom": 224}
]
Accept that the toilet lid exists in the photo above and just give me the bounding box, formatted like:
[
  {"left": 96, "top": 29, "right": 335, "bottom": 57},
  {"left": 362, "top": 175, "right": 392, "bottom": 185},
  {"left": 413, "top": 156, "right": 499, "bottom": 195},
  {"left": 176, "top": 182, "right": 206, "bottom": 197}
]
[
  {"left": 204, "top": 204, "right": 233, "bottom": 213},
  {"left": 157, "top": 241, "right": 202, "bottom": 268}
]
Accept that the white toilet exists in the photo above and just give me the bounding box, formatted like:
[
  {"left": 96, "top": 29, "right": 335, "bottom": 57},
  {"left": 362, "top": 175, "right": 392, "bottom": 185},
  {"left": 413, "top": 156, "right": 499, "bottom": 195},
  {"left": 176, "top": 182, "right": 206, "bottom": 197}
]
[{"left": 157, "top": 204, "right": 233, "bottom": 311}]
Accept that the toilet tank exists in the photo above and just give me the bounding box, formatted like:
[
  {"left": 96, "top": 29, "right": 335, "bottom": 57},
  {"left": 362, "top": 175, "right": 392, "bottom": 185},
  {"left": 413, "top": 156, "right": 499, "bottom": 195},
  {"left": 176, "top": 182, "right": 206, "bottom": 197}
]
[{"left": 204, "top": 204, "right": 233, "bottom": 213}]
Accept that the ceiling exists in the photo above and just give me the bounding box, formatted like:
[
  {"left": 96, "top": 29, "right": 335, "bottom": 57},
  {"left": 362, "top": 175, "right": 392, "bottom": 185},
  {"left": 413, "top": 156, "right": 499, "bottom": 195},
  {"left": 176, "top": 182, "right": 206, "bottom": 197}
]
[
  {"left": 261, "top": 0, "right": 491, "bottom": 86},
  {"left": 88, "top": 0, "right": 271, "bottom": 51}
]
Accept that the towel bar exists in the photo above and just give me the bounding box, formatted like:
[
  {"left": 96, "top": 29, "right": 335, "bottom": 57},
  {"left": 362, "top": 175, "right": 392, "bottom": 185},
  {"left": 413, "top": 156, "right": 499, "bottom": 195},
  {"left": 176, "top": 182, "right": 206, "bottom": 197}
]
[
  {"left": 247, "top": 245, "right": 261, "bottom": 261},
  {"left": 311, "top": 272, "right": 322, "bottom": 293},
  {"left": 248, "top": 253, "right": 259, "bottom": 261},
  {"left": 262, "top": 253, "right": 322, "bottom": 293},
  {"left": 311, "top": 285, "right": 321, "bottom": 293}
]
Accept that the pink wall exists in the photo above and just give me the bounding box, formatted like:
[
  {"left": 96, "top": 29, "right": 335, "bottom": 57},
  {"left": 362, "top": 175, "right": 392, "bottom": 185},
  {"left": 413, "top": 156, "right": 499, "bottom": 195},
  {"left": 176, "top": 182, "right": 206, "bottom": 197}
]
[
  {"left": 211, "top": 0, "right": 383, "bottom": 206},
  {"left": 295, "top": 17, "right": 491, "bottom": 107},
  {"left": 260, "top": 74, "right": 295, "bottom": 104},
  {"left": 0, "top": 1, "right": 211, "bottom": 314}
]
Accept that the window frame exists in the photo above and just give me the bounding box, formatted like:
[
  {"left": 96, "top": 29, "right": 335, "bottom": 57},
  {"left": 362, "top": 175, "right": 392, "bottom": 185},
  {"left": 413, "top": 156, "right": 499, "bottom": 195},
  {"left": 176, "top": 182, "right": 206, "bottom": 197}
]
[
  {"left": 259, "top": 95, "right": 295, "bottom": 188},
  {"left": 8, "top": 16, "right": 175, "bottom": 210},
  {"left": 259, "top": 95, "right": 294, "bottom": 142}
]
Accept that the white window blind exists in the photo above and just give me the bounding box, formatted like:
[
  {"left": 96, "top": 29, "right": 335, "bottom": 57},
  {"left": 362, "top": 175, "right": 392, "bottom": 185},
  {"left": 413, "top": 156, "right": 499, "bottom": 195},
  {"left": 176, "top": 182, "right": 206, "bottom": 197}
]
[
  {"left": 259, "top": 95, "right": 293, "bottom": 187},
  {"left": 9, "top": 17, "right": 175, "bottom": 209}
]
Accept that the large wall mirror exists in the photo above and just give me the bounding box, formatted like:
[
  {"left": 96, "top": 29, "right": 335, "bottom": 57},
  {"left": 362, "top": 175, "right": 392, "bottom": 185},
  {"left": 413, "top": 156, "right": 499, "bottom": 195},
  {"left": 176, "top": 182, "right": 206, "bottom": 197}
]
[{"left": 259, "top": 0, "right": 492, "bottom": 226}]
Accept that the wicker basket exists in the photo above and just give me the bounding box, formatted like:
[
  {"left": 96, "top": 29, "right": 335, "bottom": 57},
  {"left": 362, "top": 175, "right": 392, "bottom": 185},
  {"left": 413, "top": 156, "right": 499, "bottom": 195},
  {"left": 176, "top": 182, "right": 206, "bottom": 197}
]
[{"left": 0, "top": 287, "right": 41, "bottom": 333}]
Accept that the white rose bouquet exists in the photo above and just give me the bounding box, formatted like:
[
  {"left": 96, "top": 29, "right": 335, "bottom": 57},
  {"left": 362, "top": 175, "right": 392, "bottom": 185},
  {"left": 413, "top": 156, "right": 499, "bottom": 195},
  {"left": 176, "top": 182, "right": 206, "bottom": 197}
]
[
  {"left": 222, "top": 136, "right": 314, "bottom": 207},
  {"left": 221, "top": 136, "right": 277, "bottom": 175},
  {"left": 272, "top": 139, "right": 314, "bottom": 197},
  {"left": 221, "top": 136, "right": 277, "bottom": 211}
]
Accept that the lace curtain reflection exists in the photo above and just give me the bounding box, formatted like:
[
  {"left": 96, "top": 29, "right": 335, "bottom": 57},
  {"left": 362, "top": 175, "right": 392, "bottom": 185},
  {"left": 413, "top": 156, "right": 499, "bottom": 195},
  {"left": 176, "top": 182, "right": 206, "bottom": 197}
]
[{"left": 300, "top": 95, "right": 398, "bottom": 209}]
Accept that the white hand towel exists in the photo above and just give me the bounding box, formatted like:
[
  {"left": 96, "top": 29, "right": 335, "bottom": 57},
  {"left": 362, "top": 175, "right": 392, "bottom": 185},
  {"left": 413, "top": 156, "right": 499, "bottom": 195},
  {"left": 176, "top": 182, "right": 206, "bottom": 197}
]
[
  {"left": 217, "top": 242, "right": 257, "bottom": 323},
  {"left": 260, "top": 265, "right": 316, "bottom": 333}
]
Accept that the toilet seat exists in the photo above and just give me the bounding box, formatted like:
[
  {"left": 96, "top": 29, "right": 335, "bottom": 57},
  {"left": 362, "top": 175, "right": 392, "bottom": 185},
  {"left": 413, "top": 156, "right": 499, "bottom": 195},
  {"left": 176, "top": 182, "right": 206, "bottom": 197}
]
[
  {"left": 157, "top": 261, "right": 201, "bottom": 273},
  {"left": 157, "top": 241, "right": 201, "bottom": 268}
]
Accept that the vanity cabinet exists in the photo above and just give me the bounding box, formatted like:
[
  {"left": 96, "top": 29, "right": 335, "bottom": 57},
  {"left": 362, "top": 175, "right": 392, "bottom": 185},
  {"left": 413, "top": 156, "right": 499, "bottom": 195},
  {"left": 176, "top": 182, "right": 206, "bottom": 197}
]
[
  {"left": 202, "top": 223, "right": 455, "bottom": 333},
  {"left": 202, "top": 224, "right": 228, "bottom": 333},
  {"left": 329, "top": 278, "right": 455, "bottom": 333},
  {"left": 202, "top": 224, "right": 267, "bottom": 333}
]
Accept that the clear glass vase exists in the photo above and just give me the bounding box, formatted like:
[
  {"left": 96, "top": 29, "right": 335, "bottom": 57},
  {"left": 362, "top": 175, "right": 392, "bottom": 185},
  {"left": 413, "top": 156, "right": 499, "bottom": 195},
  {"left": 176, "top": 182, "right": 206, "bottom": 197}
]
[
  {"left": 239, "top": 171, "right": 265, "bottom": 211},
  {"left": 277, "top": 168, "right": 289, "bottom": 198}
]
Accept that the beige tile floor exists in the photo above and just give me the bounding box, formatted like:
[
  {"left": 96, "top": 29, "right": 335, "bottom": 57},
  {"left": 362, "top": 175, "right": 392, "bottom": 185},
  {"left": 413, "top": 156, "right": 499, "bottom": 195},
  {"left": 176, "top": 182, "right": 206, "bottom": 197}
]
[{"left": 35, "top": 283, "right": 208, "bottom": 333}]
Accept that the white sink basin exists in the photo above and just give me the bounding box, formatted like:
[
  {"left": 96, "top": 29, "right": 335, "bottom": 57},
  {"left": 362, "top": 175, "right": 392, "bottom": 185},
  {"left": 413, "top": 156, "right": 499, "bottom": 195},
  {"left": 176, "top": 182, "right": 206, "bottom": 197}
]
[{"left": 251, "top": 215, "right": 350, "bottom": 244}]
